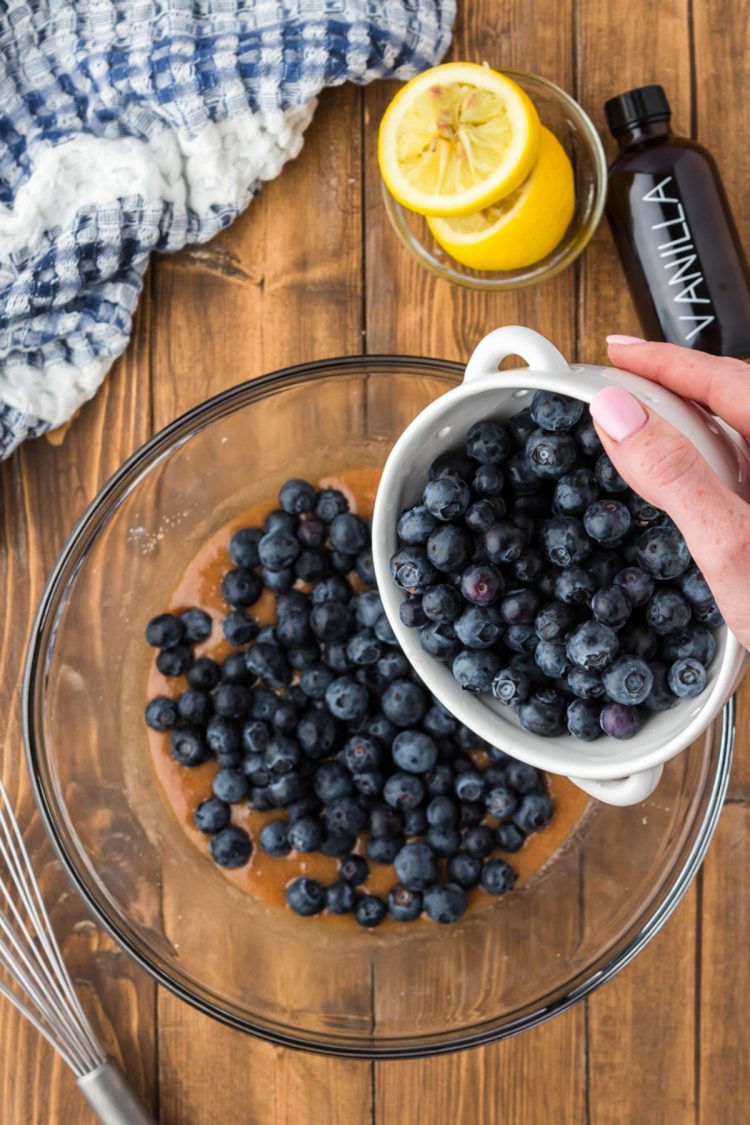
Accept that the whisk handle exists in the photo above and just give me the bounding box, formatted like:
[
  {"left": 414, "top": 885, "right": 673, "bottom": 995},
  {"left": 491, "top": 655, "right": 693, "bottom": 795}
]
[{"left": 77, "top": 1060, "right": 157, "bottom": 1125}]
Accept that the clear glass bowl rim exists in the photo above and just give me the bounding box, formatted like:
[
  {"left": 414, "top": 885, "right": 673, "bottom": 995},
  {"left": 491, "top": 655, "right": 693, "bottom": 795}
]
[
  {"left": 22, "top": 355, "right": 733, "bottom": 1058},
  {"left": 382, "top": 69, "right": 609, "bottom": 292}
]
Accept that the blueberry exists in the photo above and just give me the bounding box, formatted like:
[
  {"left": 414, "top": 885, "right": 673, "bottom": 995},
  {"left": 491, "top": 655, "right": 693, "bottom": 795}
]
[
  {"left": 397, "top": 505, "right": 439, "bottom": 545},
  {"left": 530, "top": 390, "right": 584, "bottom": 432},
  {"left": 392, "top": 730, "right": 439, "bottom": 773},
  {"left": 454, "top": 605, "right": 503, "bottom": 649},
  {"left": 146, "top": 613, "right": 184, "bottom": 649},
  {"left": 177, "top": 688, "right": 212, "bottom": 726},
  {"left": 296, "top": 711, "right": 340, "bottom": 760},
  {"left": 287, "top": 816, "right": 324, "bottom": 853},
  {"left": 287, "top": 645, "right": 320, "bottom": 671},
  {"left": 592, "top": 586, "right": 632, "bottom": 630},
  {"left": 472, "top": 464, "right": 506, "bottom": 497},
  {"left": 459, "top": 800, "right": 485, "bottom": 827},
  {"left": 478, "top": 859, "right": 516, "bottom": 897},
  {"left": 573, "top": 414, "right": 603, "bottom": 456},
  {"left": 375, "top": 614, "right": 397, "bottom": 646},
  {"left": 692, "top": 599, "right": 723, "bottom": 628},
  {"left": 383, "top": 772, "right": 425, "bottom": 811},
  {"left": 418, "top": 881, "right": 466, "bottom": 924},
  {"left": 194, "top": 798, "right": 230, "bottom": 833},
  {"left": 484, "top": 521, "right": 529, "bottom": 564},
  {"left": 278, "top": 478, "right": 315, "bottom": 515},
  {"left": 212, "top": 768, "right": 249, "bottom": 804},
  {"left": 346, "top": 630, "right": 381, "bottom": 666},
  {"left": 619, "top": 620, "right": 658, "bottom": 661},
  {"left": 352, "top": 770, "right": 385, "bottom": 798},
  {"left": 424, "top": 825, "right": 460, "bottom": 856},
  {"left": 354, "top": 895, "right": 387, "bottom": 928},
  {"left": 567, "top": 667, "right": 605, "bottom": 700},
  {"left": 250, "top": 689, "right": 278, "bottom": 722},
  {"left": 425, "top": 795, "right": 458, "bottom": 828},
  {"left": 180, "top": 607, "right": 213, "bottom": 644},
  {"left": 356, "top": 547, "right": 376, "bottom": 583},
  {"left": 220, "top": 611, "right": 256, "bottom": 647},
  {"left": 452, "top": 649, "right": 502, "bottom": 693},
  {"left": 534, "top": 602, "right": 576, "bottom": 642},
  {"left": 330, "top": 550, "right": 356, "bottom": 575},
  {"left": 541, "top": 517, "right": 591, "bottom": 567},
  {"left": 228, "top": 528, "right": 263, "bottom": 568},
  {"left": 588, "top": 549, "right": 621, "bottom": 587},
  {"left": 661, "top": 626, "right": 716, "bottom": 666},
  {"left": 387, "top": 885, "right": 423, "bottom": 921},
  {"left": 421, "top": 584, "right": 463, "bottom": 624},
  {"left": 462, "top": 826, "right": 497, "bottom": 860},
  {"left": 584, "top": 499, "right": 631, "bottom": 545},
  {"left": 512, "top": 548, "right": 546, "bottom": 585},
  {"left": 499, "top": 588, "right": 540, "bottom": 626},
  {"left": 259, "top": 820, "right": 291, "bottom": 856},
  {"left": 265, "top": 735, "right": 301, "bottom": 776},
  {"left": 495, "top": 823, "right": 526, "bottom": 852},
  {"left": 646, "top": 588, "right": 692, "bottom": 636},
  {"left": 668, "top": 657, "right": 708, "bottom": 698},
  {"left": 463, "top": 419, "right": 511, "bottom": 463},
  {"left": 244, "top": 642, "right": 290, "bottom": 688},
  {"left": 491, "top": 667, "right": 531, "bottom": 706},
  {"left": 601, "top": 656, "right": 654, "bottom": 705},
  {"left": 507, "top": 407, "right": 537, "bottom": 448},
  {"left": 565, "top": 698, "right": 602, "bottom": 741},
  {"left": 367, "top": 833, "right": 405, "bottom": 864},
  {"left": 156, "top": 646, "right": 194, "bottom": 677},
  {"left": 294, "top": 548, "right": 330, "bottom": 582},
  {"left": 637, "top": 525, "right": 690, "bottom": 579},
  {"left": 679, "top": 565, "right": 713, "bottom": 606},
  {"left": 566, "top": 621, "right": 619, "bottom": 670},
  {"left": 323, "top": 677, "right": 368, "bottom": 723},
  {"left": 208, "top": 826, "right": 251, "bottom": 868},
  {"left": 426, "top": 524, "right": 472, "bottom": 572},
  {"left": 380, "top": 680, "right": 426, "bottom": 727},
  {"left": 454, "top": 769, "right": 485, "bottom": 802},
  {"left": 514, "top": 791, "right": 554, "bottom": 832},
  {"left": 145, "top": 696, "right": 178, "bottom": 732},
  {"left": 425, "top": 762, "right": 455, "bottom": 796},
  {"left": 530, "top": 639, "right": 567, "bottom": 679},
  {"left": 554, "top": 468, "right": 599, "bottom": 515},
  {"left": 287, "top": 877, "right": 325, "bottom": 916},
  {"left": 170, "top": 727, "right": 209, "bottom": 766},
  {"left": 268, "top": 772, "right": 308, "bottom": 807},
  {"left": 503, "top": 624, "right": 539, "bottom": 654},
  {"left": 423, "top": 474, "right": 472, "bottom": 521},
  {"left": 262, "top": 567, "right": 294, "bottom": 593},
  {"left": 327, "top": 512, "right": 367, "bottom": 555},
  {"left": 313, "top": 761, "right": 353, "bottom": 803},
  {"left": 370, "top": 804, "right": 405, "bottom": 838},
  {"left": 323, "top": 881, "right": 355, "bottom": 915},
  {"left": 221, "top": 567, "right": 263, "bottom": 609},
  {"left": 324, "top": 797, "right": 367, "bottom": 837},
  {"left": 600, "top": 701, "right": 642, "bottom": 739},
  {"left": 315, "top": 488, "right": 348, "bottom": 523},
  {"left": 240, "top": 718, "right": 270, "bottom": 756},
  {"left": 249, "top": 786, "right": 275, "bottom": 812},
  {"left": 375, "top": 647, "right": 409, "bottom": 684},
  {"left": 258, "top": 532, "right": 300, "bottom": 572},
  {"left": 447, "top": 852, "right": 483, "bottom": 889},
  {"left": 613, "top": 566, "right": 654, "bottom": 607},
  {"left": 554, "top": 566, "right": 595, "bottom": 606},
  {"left": 320, "top": 832, "right": 357, "bottom": 857},
  {"left": 339, "top": 854, "right": 369, "bottom": 885},
  {"left": 525, "top": 429, "right": 578, "bottom": 478},
  {"left": 403, "top": 806, "right": 429, "bottom": 835},
  {"left": 595, "top": 453, "right": 628, "bottom": 493},
  {"left": 429, "top": 450, "right": 475, "bottom": 480},
  {"left": 519, "top": 690, "right": 565, "bottom": 736},
  {"left": 400, "top": 598, "right": 428, "bottom": 629},
  {"left": 459, "top": 563, "right": 505, "bottom": 606},
  {"left": 506, "top": 452, "right": 544, "bottom": 494},
  {"left": 419, "top": 622, "right": 461, "bottom": 660},
  {"left": 187, "top": 658, "right": 222, "bottom": 691},
  {"left": 265, "top": 509, "right": 297, "bottom": 535},
  {"left": 390, "top": 546, "right": 438, "bottom": 594},
  {"left": 643, "top": 663, "right": 677, "bottom": 712}
]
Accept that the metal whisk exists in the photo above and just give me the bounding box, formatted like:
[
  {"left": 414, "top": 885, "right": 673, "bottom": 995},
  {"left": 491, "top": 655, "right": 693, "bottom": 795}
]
[{"left": 0, "top": 782, "right": 155, "bottom": 1124}]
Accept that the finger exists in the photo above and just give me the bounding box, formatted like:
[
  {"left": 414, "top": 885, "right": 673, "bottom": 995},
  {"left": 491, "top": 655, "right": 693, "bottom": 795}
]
[
  {"left": 606, "top": 338, "right": 750, "bottom": 436},
  {"left": 590, "top": 384, "right": 750, "bottom": 647}
]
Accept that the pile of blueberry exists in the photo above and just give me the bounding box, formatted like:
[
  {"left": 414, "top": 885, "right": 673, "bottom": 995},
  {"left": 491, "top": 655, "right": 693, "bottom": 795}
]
[
  {"left": 145, "top": 478, "right": 554, "bottom": 927},
  {"left": 391, "top": 392, "right": 721, "bottom": 741}
]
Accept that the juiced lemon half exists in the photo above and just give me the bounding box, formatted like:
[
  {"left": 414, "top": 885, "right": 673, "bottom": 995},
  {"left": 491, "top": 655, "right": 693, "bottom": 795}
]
[
  {"left": 426, "top": 126, "right": 575, "bottom": 269},
  {"left": 378, "top": 62, "right": 541, "bottom": 218}
]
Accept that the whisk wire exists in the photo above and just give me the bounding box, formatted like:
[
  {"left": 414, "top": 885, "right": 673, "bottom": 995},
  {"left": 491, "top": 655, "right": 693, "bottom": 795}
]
[{"left": 0, "top": 783, "right": 105, "bottom": 1076}]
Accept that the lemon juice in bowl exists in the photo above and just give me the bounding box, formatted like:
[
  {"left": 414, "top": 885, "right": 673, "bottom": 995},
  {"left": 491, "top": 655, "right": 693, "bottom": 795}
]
[{"left": 378, "top": 63, "right": 580, "bottom": 275}]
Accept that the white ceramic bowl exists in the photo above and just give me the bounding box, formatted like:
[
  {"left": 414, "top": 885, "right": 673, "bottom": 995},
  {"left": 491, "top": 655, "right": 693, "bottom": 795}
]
[{"left": 372, "top": 326, "right": 750, "bottom": 806}]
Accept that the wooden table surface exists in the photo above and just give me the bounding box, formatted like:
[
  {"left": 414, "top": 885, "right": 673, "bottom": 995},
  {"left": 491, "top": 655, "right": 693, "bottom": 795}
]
[{"left": 2, "top": 2, "right": 749, "bottom": 1121}]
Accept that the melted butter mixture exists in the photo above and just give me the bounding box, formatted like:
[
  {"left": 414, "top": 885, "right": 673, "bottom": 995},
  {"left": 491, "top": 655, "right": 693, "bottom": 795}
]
[{"left": 146, "top": 468, "right": 589, "bottom": 925}]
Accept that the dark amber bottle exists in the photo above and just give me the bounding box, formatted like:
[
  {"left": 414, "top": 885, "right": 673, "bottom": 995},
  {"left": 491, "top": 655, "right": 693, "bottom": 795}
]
[{"left": 605, "top": 85, "right": 750, "bottom": 358}]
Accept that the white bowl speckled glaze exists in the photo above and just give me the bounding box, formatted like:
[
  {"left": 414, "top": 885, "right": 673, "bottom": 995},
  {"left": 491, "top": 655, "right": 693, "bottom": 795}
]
[{"left": 372, "top": 326, "right": 750, "bottom": 806}]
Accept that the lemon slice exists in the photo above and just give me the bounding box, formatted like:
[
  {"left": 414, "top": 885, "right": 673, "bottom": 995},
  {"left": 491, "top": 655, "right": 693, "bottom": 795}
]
[
  {"left": 426, "top": 127, "right": 575, "bottom": 270},
  {"left": 378, "top": 62, "right": 541, "bottom": 218}
]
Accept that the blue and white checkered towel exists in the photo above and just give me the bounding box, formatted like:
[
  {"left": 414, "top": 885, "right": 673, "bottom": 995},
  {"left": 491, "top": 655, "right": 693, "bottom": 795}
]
[{"left": 0, "top": 1, "right": 454, "bottom": 457}]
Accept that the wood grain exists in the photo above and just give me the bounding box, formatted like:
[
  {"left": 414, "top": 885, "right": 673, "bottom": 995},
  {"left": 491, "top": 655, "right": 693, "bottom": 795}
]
[{"left": 0, "top": 297, "right": 157, "bottom": 1121}]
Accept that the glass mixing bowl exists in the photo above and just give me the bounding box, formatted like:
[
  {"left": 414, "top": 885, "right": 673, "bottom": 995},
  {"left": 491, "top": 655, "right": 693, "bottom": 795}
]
[
  {"left": 381, "top": 72, "right": 608, "bottom": 291},
  {"left": 23, "top": 356, "right": 732, "bottom": 1057}
]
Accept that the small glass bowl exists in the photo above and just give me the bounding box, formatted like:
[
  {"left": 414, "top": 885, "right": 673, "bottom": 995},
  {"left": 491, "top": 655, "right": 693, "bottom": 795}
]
[{"left": 381, "top": 70, "right": 608, "bottom": 291}]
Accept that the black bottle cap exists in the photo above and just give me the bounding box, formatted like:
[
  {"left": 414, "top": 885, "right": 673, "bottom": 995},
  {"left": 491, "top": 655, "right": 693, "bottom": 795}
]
[{"left": 604, "top": 85, "right": 671, "bottom": 137}]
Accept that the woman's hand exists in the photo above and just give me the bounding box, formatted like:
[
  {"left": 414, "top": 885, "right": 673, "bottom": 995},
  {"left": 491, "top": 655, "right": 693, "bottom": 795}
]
[{"left": 589, "top": 336, "right": 750, "bottom": 649}]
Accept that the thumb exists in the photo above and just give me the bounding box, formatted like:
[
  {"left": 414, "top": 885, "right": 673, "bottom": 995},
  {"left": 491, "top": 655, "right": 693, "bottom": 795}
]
[{"left": 589, "top": 384, "right": 750, "bottom": 647}]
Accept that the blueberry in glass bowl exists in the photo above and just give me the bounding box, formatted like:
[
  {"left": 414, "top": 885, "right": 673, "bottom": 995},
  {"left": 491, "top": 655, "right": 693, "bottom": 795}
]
[{"left": 24, "top": 352, "right": 734, "bottom": 1055}]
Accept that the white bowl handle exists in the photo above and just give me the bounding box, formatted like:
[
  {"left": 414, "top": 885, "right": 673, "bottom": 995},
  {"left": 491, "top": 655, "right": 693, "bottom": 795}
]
[
  {"left": 567, "top": 765, "right": 664, "bottom": 807},
  {"left": 464, "top": 326, "right": 569, "bottom": 383}
]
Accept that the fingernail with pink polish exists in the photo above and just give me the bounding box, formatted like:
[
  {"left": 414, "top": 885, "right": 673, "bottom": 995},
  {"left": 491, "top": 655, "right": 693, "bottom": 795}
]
[
  {"left": 606, "top": 334, "right": 647, "bottom": 345},
  {"left": 590, "top": 385, "right": 648, "bottom": 442}
]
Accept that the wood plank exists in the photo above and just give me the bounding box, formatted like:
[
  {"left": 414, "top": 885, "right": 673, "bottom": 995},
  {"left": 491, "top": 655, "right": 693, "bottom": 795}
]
[
  {"left": 149, "top": 85, "right": 370, "bottom": 1124},
  {"left": 699, "top": 804, "right": 750, "bottom": 1122},
  {"left": 577, "top": 5, "right": 700, "bottom": 1122},
  {"left": 692, "top": 0, "right": 750, "bottom": 800},
  {"left": 365, "top": 2, "right": 586, "bottom": 1119},
  {"left": 0, "top": 295, "right": 157, "bottom": 1121}
]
